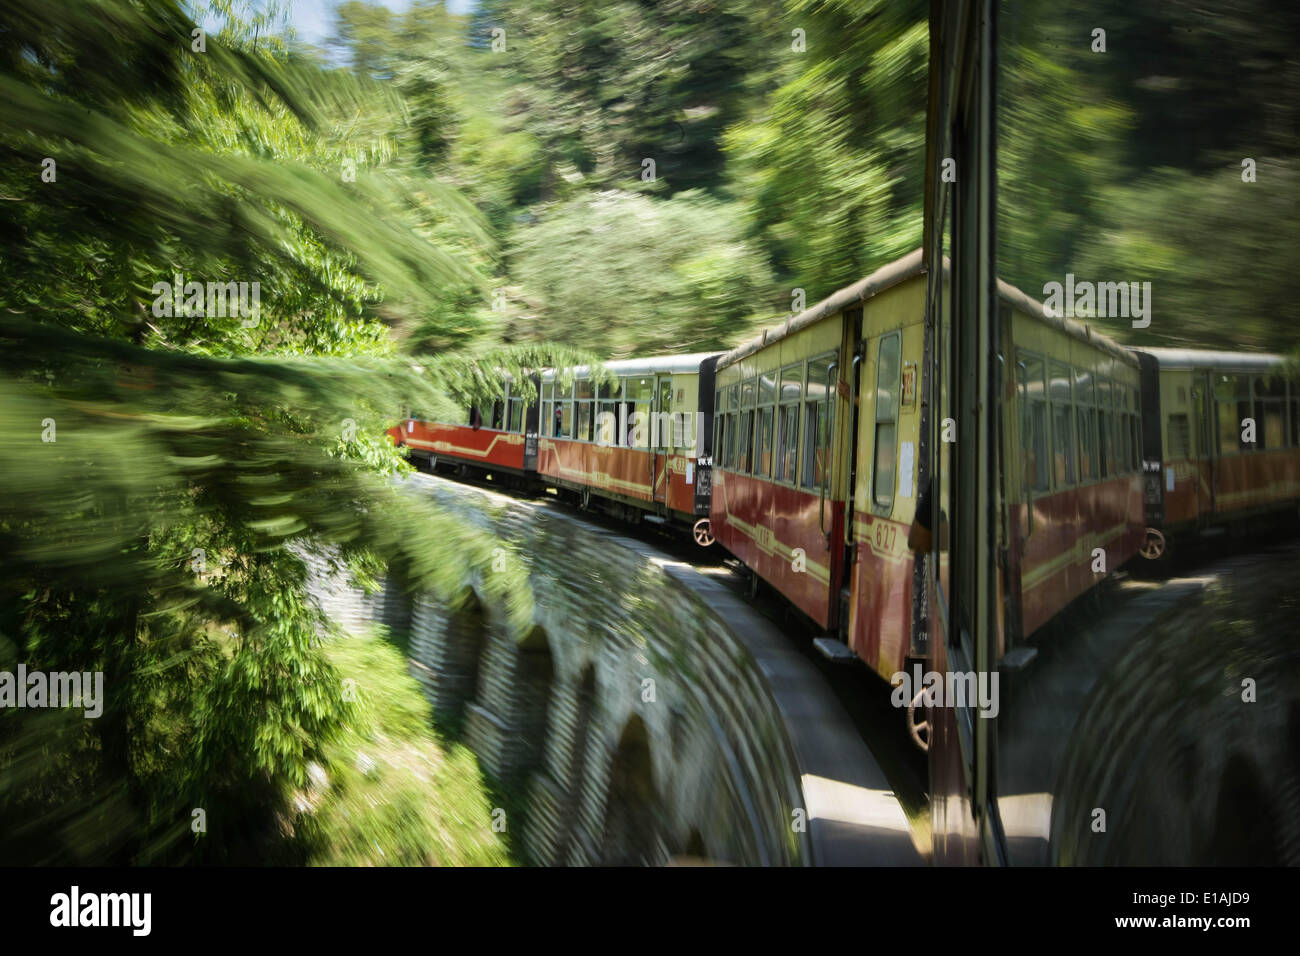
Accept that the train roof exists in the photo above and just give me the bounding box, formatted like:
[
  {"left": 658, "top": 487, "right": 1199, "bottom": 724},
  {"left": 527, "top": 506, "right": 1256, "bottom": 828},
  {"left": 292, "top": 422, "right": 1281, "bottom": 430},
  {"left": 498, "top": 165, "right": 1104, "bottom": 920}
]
[
  {"left": 715, "top": 249, "right": 1137, "bottom": 369},
  {"left": 539, "top": 352, "right": 718, "bottom": 381},
  {"left": 1135, "top": 347, "right": 1291, "bottom": 374}
]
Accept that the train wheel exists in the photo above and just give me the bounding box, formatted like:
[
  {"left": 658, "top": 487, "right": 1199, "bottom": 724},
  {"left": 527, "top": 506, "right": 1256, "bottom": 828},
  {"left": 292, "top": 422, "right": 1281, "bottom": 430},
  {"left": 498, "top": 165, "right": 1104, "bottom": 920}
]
[
  {"left": 1139, "top": 527, "right": 1166, "bottom": 560},
  {"left": 907, "top": 688, "right": 930, "bottom": 753},
  {"left": 692, "top": 518, "right": 715, "bottom": 547}
]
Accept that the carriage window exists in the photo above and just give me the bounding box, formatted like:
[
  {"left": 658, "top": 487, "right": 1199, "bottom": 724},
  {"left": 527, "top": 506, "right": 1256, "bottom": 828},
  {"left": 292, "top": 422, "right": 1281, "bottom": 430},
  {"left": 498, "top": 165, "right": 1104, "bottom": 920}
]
[
  {"left": 1018, "top": 353, "right": 1048, "bottom": 493},
  {"left": 573, "top": 379, "right": 594, "bottom": 442},
  {"left": 1257, "top": 375, "right": 1287, "bottom": 451},
  {"left": 737, "top": 380, "right": 756, "bottom": 472},
  {"left": 1049, "top": 361, "right": 1075, "bottom": 487},
  {"left": 803, "top": 355, "right": 835, "bottom": 490},
  {"left": 541, "top": 383, "right": 554, "bottom": 437},
  {"left": 576, "top": 403, "right": 592, "bottom": 442},
  {"left": 1074, "top": 368, "right": 1096, "bottom": 480},
  {"left": 714, "top": 389, "right": 727, "bottom": 467},
  {"left": 656, "top": 378, "right": 674, "bottom": 449},
  {"left": 624, "top": 376, "right": 653, "bottom": 448},
  {"left": 725, "top": 384, "right": 740, "bottom": 465},
  {"left": 597, "top": 379, "right": 622, "bottom": 446},
  {"left": 873, "top": 334, "right": 903, "bottom": 507},
  {"left": 774, "top": 364, "right": 803, "bottom": 483},
  {"left": 507, "top": 382, "right": 526, "bottom": 432},
  {"left": 755, "top": 371, "right": 776, "bottom": 478},
  {"left": 1095, "top": 376, "right": 1113, "bottom": 478},
  {"left": 1168, "top": 414, "right": 1191, "bottom": 460},
  {"left": 556, "top": 383, "right": 573, "bottom": 439},
  {"left": 1215, "top": 374, "right": 1248, "bottom": 454}
]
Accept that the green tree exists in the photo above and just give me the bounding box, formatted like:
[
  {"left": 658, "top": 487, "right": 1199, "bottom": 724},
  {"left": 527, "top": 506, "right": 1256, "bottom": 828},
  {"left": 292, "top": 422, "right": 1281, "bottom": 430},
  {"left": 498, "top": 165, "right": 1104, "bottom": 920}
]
[
  {"left": 0, "top": 0, "right": 592, "bottom": 864},
  {"left": 722, "top": 0, "right": 929, "bottom": 298},
  {"left": 506, "top": 190, "right": 778, "bottom": 355}
]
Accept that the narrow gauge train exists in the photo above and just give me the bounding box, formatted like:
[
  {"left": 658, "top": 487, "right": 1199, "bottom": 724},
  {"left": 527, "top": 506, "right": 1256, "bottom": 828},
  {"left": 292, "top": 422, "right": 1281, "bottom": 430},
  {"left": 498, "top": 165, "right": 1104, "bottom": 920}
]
[
  {"left": 387, "top": 252, "right": 1298, "bottom": 697},
  {"left": 1134, "top": 347, "right": 1300, "bottom": 559},
  {"left": 388, "top": 354, "right": 720, "bottom": 538}
]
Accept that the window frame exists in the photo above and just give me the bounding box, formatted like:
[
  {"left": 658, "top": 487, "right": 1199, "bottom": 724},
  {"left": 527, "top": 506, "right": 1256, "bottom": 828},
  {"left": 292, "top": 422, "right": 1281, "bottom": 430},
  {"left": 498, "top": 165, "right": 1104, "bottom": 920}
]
[
  {"left": 801, "top": 352, "right": 837, "bottom": 491},
  {"left": 1017, "top": 349, "right": 1050, "bottom": 496},
  {"left": 773, "top": 362, "right": 804, "bottom": 486},
  {"left": 872, "top": 332, "right": 904, "bottom": 512}
]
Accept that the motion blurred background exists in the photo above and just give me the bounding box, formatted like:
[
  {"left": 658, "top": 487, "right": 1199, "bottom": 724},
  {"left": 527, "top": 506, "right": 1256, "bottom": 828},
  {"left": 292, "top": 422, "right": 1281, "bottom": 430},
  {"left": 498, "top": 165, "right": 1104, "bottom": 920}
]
[{"left": 0, "top": 0, "right": 1295, "bottom": 865}]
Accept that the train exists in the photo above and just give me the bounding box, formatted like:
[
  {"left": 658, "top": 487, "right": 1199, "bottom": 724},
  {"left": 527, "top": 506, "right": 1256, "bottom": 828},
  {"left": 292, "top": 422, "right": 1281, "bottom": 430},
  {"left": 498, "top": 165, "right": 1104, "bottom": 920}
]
[{"left": 388, "top": 250, "right": 1299, "bottom": 741}]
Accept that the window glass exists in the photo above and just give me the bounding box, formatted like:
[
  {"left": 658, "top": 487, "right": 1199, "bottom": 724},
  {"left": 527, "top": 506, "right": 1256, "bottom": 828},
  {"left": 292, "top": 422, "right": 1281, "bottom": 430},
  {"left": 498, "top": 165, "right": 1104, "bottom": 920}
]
[
  {"left": 776, "top": 404, "right": 799, "bottom": 482},
  {"left": 1077, "top": 406, "right": 1096, "bottom": 479},
  {"left": 780, "top": 364, "right": 803, "bottom": 403},
  {"left": 803, "top": 356, "right": 835, "bottom": 490},
  {"left": 1050, "top": 362, "right": 1074, "bottom": 486},
  {"left": 556, "top": 400, "right": 572, "bottom": 439},
  {"left": 756, "top": 406, "right": 774, "bottom": 477},
  {"left": 774, "top": 365, "right": 802, "bottom": 482},
  {"left": 1168, "top": 414, "right": 1190, "bottom": 460},
  {"left": 873, "top": 334, "right": 903, "bottom": 506},
  {"left": 1019, "top": 353, "right": 1049, "bottom": 492},
  {"left": 1218, "top": 395, "right": 1240, "bottom": 455},
  {"left": 738, "top": 408, "right": 754, "bottom": 472},
  {"left": 1074, "top": 367, "right": 1094, "bottom": 406},
  {"left": 715, "top": 396, "right": 728, "bottom": 467},
  {"left": 627, "top": 376, "right": 655, "bottom": 402},
  {"left": 1257, "top": 375, "right": 1286, "bottom": 450},
  {"left": 1214, "top": 375, "right": 1248, "bottom": 453},
  {"left": 725, "top": 385, "right": 740, "bottom": 464}
]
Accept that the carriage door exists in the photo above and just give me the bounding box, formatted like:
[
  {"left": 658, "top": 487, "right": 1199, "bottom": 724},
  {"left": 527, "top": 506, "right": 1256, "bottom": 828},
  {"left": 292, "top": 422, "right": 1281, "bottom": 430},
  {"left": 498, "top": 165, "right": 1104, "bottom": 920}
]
[
  {"left": 1194, "top": 370, "right": 1215, "bottom": 521},
  {"left": 653, "top": 375, "right": 672, "bottom": 508}
]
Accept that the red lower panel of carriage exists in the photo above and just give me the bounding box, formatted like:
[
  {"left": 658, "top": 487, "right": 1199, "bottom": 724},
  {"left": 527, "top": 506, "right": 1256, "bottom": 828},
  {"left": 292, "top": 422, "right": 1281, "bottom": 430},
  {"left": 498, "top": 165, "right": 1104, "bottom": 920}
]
[
  {"left": 1016, "top": 475, "right": 1144, "bottom": 637},
  {"left": 539, "top": 438, "right": 700, "bottom": 517},
  {"left": 709, "top": 469, "right": 843, "bottom": 628},
  {"left": 388, "top": 420, "right": 527, "bottom": 472},
  {"left": 1203, "top": 448, "right": 1300, "bottom": 523}
]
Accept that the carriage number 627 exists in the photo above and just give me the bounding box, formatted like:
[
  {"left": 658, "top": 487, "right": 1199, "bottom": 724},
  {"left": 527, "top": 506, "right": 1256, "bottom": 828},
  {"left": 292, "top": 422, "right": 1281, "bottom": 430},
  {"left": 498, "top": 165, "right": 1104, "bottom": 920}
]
[{"left": 873, "top": 521, "right": 898, "bottom": 553}]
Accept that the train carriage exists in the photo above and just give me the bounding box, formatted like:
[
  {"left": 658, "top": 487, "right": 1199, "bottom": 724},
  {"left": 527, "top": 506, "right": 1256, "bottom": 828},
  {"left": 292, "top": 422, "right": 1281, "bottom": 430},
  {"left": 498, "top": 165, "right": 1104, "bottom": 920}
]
[
  {"left": 1136, "top": 348, "right": 1300, "bottom": 555},
  {"left": 388, "top": 375, "right": 541, "bottom": 481},
  {"left": 710, "top": 250, "right": 1148, "bottom": 686},
  {"left": 708, "top": 278, "right": 859, "bottom": 632},
  {"left": 537, "top": 354, "right": 718, "bottom": 530},
  {"left": 1000, "top": 286, "right": 1146, "bottom": 639}
]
